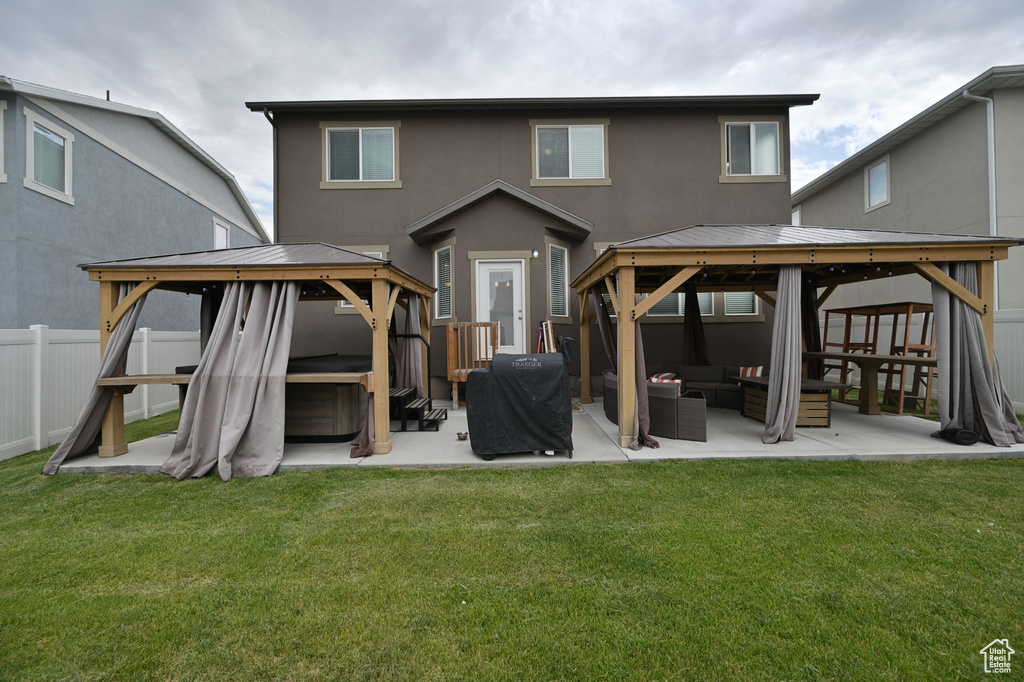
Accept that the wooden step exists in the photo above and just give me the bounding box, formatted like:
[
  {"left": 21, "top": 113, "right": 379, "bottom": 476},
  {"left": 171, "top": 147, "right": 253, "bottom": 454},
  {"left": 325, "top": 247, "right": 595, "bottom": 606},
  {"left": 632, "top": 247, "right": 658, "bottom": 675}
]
[
  {"left": 406, "top": 398, "right": 430, "bottom": 412},
  {"left": 420, "top": 408, "right": 447, "bottom": 432}
]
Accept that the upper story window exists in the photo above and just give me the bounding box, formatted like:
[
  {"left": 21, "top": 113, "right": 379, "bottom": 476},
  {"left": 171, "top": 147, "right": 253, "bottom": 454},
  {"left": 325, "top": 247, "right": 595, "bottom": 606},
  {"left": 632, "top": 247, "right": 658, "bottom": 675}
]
[
  {"left": 791, "top": 205, "right": 802, "bottom": 225},
  {"left": 24, "top": 109, "right": 74, "bottom": 205},
  {"left": 865, "top": 156, "right": 890, "bottom": 211},
  {"left": 531, "top": 119, "right": 611, "bottom": 187},
  {"left": 214, "top": 220, "right": 230, "bottom": 249},
  {"left": 719, "top": 116, "right": 786, "bottom": 184},
  {"left": 319, "top": 121, "right": 401, "bottom": 189}
]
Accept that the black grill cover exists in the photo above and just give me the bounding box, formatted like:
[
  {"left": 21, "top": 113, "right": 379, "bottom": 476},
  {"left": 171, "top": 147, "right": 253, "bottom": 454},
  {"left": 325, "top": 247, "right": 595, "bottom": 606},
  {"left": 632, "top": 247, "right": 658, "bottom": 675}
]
[{"left": 466, "top": 353, "right": 573, "bottom": 455}]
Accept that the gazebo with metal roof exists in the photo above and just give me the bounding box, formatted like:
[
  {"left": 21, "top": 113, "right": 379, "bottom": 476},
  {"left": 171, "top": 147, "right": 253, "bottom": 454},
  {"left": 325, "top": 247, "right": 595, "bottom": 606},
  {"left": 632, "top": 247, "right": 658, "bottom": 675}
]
[
  {"left": 571, "top": 224, "right": 1021, "bottom": 447},
  {"left": 83, "top": 242, "right": 435, "bottom": 459}
]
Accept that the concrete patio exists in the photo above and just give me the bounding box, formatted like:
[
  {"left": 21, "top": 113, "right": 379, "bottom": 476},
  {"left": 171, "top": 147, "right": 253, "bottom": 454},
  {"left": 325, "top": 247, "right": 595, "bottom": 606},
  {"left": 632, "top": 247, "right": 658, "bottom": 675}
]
[{"left": 56, "top": 398, "right": 1024, "bottom": 475}]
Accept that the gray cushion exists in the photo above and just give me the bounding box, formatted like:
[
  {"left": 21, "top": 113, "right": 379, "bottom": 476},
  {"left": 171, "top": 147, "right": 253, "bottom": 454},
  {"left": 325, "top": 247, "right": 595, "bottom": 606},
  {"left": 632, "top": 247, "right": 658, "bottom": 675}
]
[{"left": 686, "top": 380, "right": 721, "bottom": 392}]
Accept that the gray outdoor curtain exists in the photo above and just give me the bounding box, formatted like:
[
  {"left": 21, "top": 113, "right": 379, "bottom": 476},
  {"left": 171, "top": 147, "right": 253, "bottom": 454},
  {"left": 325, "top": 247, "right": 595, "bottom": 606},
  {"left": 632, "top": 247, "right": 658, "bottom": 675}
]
[
  {"left": 590, "top": 284, "right": 657, "bottom": 450},
  {"left": 43, "top": 283, "right": 148, "bottom": 474},
  {"left": 763, "top": 265, "right": 802, "bottom": 443},
  {"left": 592, "top": 285, "right": 617, "bottom": 371},
  {"left": 931, "top": 262, "right": 1024, "bottom": 447},
  {"left": 161, "top": 280, "right": 301, "bottom": 480},
  {"left": 801, "top": 278, "right": 823, "bottom": 380},
  {"left": 350, "top": 396, "right": 375, "bottom": 458},
  {"left": 199, "top": 285, "right": 224, "bottom": 355},
  {"left": 390, "top": 292, "right": 424, "bottom": 399},
  {"left": 682, "top": 282, "right": 711, "bottom": 366}
]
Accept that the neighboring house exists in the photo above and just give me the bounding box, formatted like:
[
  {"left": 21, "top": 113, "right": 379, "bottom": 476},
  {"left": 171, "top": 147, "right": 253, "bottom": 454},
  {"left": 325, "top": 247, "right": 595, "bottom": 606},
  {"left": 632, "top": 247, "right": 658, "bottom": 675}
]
[
  {"left": 246, "top": 93, "right": 817, "bottom": 380},
  {"left": 0, "top": 77, "right": 270, "bottom": 331},
  {"left": 792, "top": 65, "right": 1024, "bottom": 312}
]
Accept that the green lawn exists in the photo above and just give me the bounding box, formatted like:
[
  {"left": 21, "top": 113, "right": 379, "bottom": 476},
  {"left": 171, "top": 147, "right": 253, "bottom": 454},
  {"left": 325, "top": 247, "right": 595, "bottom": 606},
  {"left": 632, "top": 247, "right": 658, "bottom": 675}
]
[{"left": 2, "top": 413, "right": 1022, "bottom": 680}]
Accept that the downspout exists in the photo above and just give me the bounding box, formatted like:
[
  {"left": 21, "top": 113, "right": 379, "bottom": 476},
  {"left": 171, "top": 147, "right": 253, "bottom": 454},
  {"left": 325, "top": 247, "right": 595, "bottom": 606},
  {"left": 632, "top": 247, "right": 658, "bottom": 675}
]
[
  {"left": 963, "top": 89, "right": 998, "bottom": 308},
  {"left": 263, "top": 107, "right": 277, "bottom": 244}
]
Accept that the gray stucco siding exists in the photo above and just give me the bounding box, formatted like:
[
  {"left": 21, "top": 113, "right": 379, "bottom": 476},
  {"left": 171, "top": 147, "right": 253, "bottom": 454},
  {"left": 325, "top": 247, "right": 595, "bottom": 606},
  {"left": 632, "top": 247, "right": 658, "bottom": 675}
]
[
  {"left": 275, "top": 105, "right": 794, "bottom": 375},
  {"left": 53, "top": 100, "right": 261, "bottom": 239},
  {"left": 798, "top": 102, "right": 991, "bottom": 309},
  {"left": 1, "top": 96, "right": 260, "bottom": 330}
]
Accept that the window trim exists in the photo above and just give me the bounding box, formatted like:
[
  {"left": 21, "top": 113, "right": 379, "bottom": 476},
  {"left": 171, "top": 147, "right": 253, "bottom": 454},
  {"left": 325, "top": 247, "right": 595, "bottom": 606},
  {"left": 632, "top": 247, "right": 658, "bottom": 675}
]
[
  {"left": 723, "top": 291, "right": 759, "bottom": 317},
  {"left": 864, "top": 155, "right": 891, "bottom": 212},
  {"left": 0, "top": 100, "right": 7, "bottom": 183},
  {"left": 213, "top": 219, "right": 231, "bottom": 250},
  {"left": 546, "top": 237, "right": 571, "bottom": 321},
  {"left": 334, "top": 246, "right": 390, "bottom": 314},
  {"left": 530, "top": 118, "right": 611, "bottom": 187},
  {"left": 319, "top": 120, "right": 401, "bottom": 189},
  {"left": 646, "top": 291, "right": 715, "bottom": 318},
  {"left": 24, "top": 108, "right": 74, "bottom": 204},
  {"left": 718, "top": 115, "right": 787, "bottom": 184},
  {"left": 642, "top": 291, "right": 764, "bottom": 324},
  {"left": 791, "top": 205, "right": 802, "bottom": 226},
  {"left": 433, "top": 240, "right": 455, "bottom": 324}
]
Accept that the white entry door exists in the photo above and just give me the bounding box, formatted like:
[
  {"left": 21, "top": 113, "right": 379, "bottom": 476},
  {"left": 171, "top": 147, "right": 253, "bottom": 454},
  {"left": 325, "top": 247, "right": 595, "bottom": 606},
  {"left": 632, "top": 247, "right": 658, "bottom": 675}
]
[{"left": 476, "top": 260, "right": 526, "bottom": 354}]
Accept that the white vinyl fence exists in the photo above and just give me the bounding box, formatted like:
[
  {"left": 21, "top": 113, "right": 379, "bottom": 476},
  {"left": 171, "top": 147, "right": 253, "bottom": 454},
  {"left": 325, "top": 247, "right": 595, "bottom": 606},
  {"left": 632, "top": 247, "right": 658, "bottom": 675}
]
[
  {"left": 820, "top": 309, "right": 1024, "bottom": 413},
  {"left": 0, "top": 326, "right": 200, "bottom": 461}
]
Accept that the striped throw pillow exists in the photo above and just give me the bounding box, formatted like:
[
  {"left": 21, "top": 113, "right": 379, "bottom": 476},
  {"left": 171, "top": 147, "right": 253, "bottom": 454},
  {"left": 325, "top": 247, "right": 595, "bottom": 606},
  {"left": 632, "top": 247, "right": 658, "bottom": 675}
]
[
  {"left": 738, "top": 366, "right": 764, "bottom": 378},
  {"left": 650, "top": 372, "right": 677, "bottom": 381}
]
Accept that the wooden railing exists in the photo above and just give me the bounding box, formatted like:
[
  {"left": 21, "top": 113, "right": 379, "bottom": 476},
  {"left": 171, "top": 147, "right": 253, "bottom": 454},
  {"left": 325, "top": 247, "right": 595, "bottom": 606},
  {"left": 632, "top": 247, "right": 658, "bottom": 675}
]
[{"left": 447, "top": 322, "right": 499, "bottom": 408}]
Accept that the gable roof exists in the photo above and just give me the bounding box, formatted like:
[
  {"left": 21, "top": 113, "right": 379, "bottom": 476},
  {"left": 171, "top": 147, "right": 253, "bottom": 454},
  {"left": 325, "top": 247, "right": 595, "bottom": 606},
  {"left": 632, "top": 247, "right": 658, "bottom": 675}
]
[
  {"left": 793, "top": 64, "right": 1024, "bottom": 204},
  {"left": 403, "top": 179, "right": 594, "bottom": 243},
  {"left": 612, "top": 223, "right": 1022, "bottom": 250},
  {"left": 247, "top": 94, "right": 819, "bottom": 115},
  {"left": 79, "top": 243, "right": 385, "bottom": 270},
  {"left": 0, "top": 76, "right": 270, "bottom": 244}
]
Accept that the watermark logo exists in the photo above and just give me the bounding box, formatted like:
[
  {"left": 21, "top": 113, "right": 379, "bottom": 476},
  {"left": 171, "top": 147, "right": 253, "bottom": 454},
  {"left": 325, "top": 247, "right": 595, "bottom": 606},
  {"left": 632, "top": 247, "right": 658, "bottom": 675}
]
[{"left": 980, "top": 639, "right": 1014, "bottom": 674}]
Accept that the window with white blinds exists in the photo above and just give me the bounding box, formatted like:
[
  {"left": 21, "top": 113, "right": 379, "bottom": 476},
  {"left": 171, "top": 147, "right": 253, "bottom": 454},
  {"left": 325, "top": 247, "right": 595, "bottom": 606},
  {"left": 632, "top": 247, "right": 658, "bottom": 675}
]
[
  {"left": 724, "top": 291, "right": 757, "bottom": 315},
  {"left": 434, "top": 245, "right": 453, "bottom": 319},
  {"left": 536, "top": 124, "right": 605, "bottom": 179},
  {"left": 648, "top": 292, "right": 713, "bottom": 317},
  {"left": 327, "top": 127, "right": 395, "bottom": 181},
  {"left": 726, "top": 121, "right": 780, "bottom": 176},
  {"left": 23, "top": 109, "right": 74, "bottom": 204},
  {"left": 548, "top": 244, "right": 569, "bottom": 317}
]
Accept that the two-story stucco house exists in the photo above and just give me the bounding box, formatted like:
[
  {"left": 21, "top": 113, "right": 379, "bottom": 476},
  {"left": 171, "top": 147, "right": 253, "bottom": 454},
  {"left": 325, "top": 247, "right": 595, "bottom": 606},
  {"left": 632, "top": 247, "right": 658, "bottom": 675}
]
[
  {"left": 791, "top": 65, "right": 1024, "bottom": 314},
  {"left": 0, "top": 78, "right": 270, "bottom": 331},
  {"left": 246, "top": 93, "right": 817, "bottom": 389}
]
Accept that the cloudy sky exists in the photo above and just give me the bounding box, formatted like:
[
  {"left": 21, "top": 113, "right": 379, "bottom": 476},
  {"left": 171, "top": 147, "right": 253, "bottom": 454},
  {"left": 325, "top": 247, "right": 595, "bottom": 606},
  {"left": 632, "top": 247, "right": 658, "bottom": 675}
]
[{"left": 3, "top": 0, "right": 1023, "bottom": 238}]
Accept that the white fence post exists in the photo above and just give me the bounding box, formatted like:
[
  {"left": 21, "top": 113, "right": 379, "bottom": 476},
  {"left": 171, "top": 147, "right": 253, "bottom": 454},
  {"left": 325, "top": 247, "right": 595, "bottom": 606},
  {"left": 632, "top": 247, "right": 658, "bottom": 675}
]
[
  {"left": 30, "top": 324, "right": 49, "bottom": 451},
  {"left": 141, "top": 327, "right": 151, "bottom": 419}
]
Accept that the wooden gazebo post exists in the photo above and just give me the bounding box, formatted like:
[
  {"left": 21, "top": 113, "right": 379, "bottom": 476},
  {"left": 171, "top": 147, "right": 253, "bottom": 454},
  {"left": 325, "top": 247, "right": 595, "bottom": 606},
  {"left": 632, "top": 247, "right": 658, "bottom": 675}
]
[
  {"left": 98, "top": 280, "right": 128, "bottom": 457},
  {"left": 371, "top": 278, "right": 392, "bottom": 454},
  {"left": 978, "top": 260, "right": 997, "bottom": 365},
  {"left": 579, "top": 288, "right": 592, "bottom": 404},
  {"left": 616, "top": 267, "right": 637, "bottom": 447}
]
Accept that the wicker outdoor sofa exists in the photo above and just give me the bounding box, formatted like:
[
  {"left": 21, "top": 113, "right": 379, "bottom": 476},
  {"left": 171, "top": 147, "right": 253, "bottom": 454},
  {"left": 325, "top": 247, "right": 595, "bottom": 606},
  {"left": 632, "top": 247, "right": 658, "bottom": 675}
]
[{"left": 602, "top": 365, "right": 768, "bottom": 442}]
